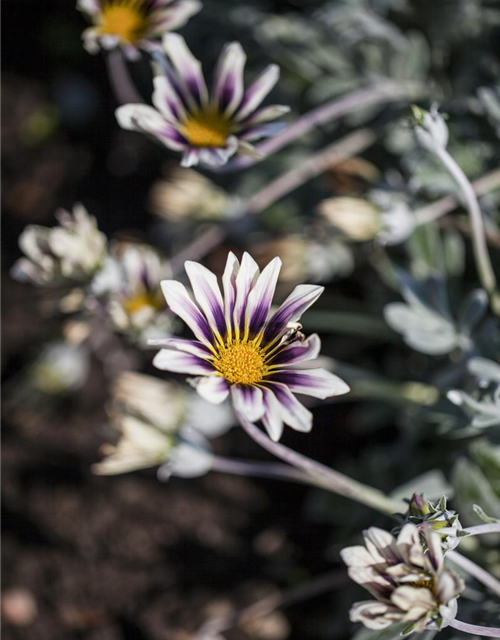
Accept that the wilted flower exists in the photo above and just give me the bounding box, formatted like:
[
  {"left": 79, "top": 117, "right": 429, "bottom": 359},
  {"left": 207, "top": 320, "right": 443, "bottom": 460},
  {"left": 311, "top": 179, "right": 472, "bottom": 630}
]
[
  {"left": 116, "top": 34, "right": 290, "bottom": 167},
  {"left": 150, "top": 166, "right": 230, "bottom": 220},
  {"left": 12, "top": 204, "right": 107, "bottom": 286},
  {"left": 93, "top": 372, "right": 233, "bottom": 476},
  {"left": 90, "top": 242, "right": 172, "bottom": 341},
  {"left": 77, "top": 0, "right": 201, "bottom": 58},
  {"left": 400, "top": 494, "right": 463, "bottom": 551},
  {"left": 341, "top": 524, "right": 464, "bottom": 634},
  {"left": 152, "top": 252, "right": 349, "bottom": 441}
]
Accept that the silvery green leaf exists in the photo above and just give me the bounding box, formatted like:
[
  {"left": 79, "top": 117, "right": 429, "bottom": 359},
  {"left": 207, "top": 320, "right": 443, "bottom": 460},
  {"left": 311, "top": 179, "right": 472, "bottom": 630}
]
[
  {"left": 390, "top": 470, "right": 453, "bottom": 502},
  {"left": 472, "top": 504, "right": 500, "bottom": 525},
  {"left": 443, "top": 229, "right": 465, "bottom": 278},
  {"left": 447, "top": 388, "right": 500, "bottom": 429},
  {"left": 457, "top": 289, "right": 488, "bottom": 335},
  {"left": 477, "top": 86, "right": 500, "bottom": 138},
  {"left": 451, "top": 458, "right": 500, "bottom": 543},
  {"left": 468, "top": 358, "right": 500, "bottom": 384},
  {"left": 352, "top": 622, "right": 409, "bottom": 640}
]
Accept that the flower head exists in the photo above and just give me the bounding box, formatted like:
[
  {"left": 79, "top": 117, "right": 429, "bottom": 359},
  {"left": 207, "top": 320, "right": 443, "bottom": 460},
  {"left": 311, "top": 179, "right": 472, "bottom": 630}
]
[
  {"left": 341, "top": 524, "right": 464, "bottom": 634},
  {"left": 116, "top": 34, "right": 290, "bottom": 167},
  {"left": 77, "top": 0, "right": 201, "bottom": 58},
  {"left": 90, "top": 242, "right": 172, "bottom": 341},
  {"left": 401, "top": 494, "right": 463, "bottom": 551},
  {"left": 11, "top": 204, "right": 106, "bottom": 286},
  {"left": 93, "top": 372, "right": 233, "bottom": 476},
  {"left": 152, "top": 252, "right": 349, "bottom": 441}
]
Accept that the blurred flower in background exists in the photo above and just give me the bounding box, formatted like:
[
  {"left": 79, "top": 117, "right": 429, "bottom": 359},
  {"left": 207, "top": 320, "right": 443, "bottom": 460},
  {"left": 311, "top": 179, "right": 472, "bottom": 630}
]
[
  {"left": 149, "top": 166, "right": 231, "bottom": 221},
  {"left": 90, "top": 241, "right": 172, "bottom": 342},
  {"left": 116, "top": 34, "right": 290, "bottom": 167},
  {"left": 93, "top": 371, "right": 233, "bottom": 476},
  {"left": 341, "top": 524, "right": 464, "bottom": 633},
  {"left": 11, "top": 204, "right": 107, "bottom": 286},
  {"left": 153, "top": 251, "right": 349, "bottom": 441},
  {"left": 77, "top": 0, "right": 202, "bottom": 58}
]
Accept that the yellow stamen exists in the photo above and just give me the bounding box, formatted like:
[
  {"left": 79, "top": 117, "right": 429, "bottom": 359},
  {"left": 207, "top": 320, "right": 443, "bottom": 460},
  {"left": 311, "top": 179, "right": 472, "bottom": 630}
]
[
  {"left": 181, "top": 109, "right": 233, "bottom": 148},
  {"left": 99, "top": 0, "right": 147, "bottom": 44},
  {"left": 214, "top": 341, "right": 268, "bottom": 385},
  {"left": 124, "top": 290, "right": 164, "bottom": 315}
]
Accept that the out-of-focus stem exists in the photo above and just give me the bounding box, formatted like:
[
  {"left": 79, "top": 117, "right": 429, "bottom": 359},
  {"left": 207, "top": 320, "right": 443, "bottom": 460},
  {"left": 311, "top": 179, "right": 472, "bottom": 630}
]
[
  {"left": 247, "top": 128, "right": 376, "bottom": 213},
  {"left": 105, "top": 49, "right": 143, "bottom": 105},
  {"left": 463, "top": 524, "right": 500, "bottom": 537},
  {"left": 226, "top": 81, "right": 423, "bottom": 171},
  {"left": 211, "top": 456, "right": 324, "bottom": 486},
  {"left": 415, "top": 167, "right": 500, "bottom": 226},
  {"left": 433, "top": 147, "right": 500, "bottom": 315},
  {"left": 239, "top": 415, "right": 405, "bottom": 516},
  {"left": 447, "top": 550, "right": 500, "bottom": 599},
  {"left": 449, "top": 619, "right": 500, "bottom": 638},
  {"left": 196, "top": 570, "right": 345, "bottom": 639}
]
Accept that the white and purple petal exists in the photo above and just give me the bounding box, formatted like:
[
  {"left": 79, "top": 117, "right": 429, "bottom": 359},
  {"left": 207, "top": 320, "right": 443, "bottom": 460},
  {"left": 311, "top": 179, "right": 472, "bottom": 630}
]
[
  {"left": 213, "top": 42, "right": 247, "bottom": 116},
  {"left": 222, "top": 252, "right": 240, "bottom": 337},
  {"left": 115, "top": 104, "right": 188, "bottom": 151},
  {"left": 269, "top": 334, "right": 321, "bottom": 367},
  {"left": 231, "top": 385, "right": 265, "bottom": 423},
  {"left": 261, "top": 386, "right": 284, "bottom": 442},
  {"left": 148, "top": 337, "right": 212, "bottom": 359},
  {"left": 268, "top": 369, "right": 350, "bottom": 399},
  {"left": 265, "top": 382, "right": 312, "bottom": 432},
  {"left": 160, "top": 280, "right": 214, "bottom": 345},
  {"left": 152, "top": 75, "right": 186, "bottom": 124},
  {"left": 238, "top": 122, "right": 287, "bottom": 142},
  {"left": 146, "top": 0, "right": 202, "bottom": 36},
  {"left": 245, "top": 257, "right": 282, "bottom": 338},
  {"left": 163, "top": 33, "right": 208, "bottom": 107},
  {"left": 190, "top": 375, "right": 230, "bottom": 404},
  {"left": 235, "top": 64, "right": 280, "bottom": 122},
  {"left": 263, "top": 284, "right": 324, "bottom": 344},
  {"left": 185, "top": 261, "right": 226, "bottom": 339},
  {"left": 233, "top": 252, "right": 260, "bottom": 338},
  {"left": 153, "top": 348, "right": 213, "bottom": 375}
]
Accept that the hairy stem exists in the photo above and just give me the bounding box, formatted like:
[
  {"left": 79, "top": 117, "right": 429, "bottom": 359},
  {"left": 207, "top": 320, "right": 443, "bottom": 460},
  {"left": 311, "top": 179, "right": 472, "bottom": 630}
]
[
  {"left": 449, "top": 619, "right": 500, "bottom": 638},
  {"left": 225, "top": 81, "right": 423, "bottom": 171},
  {"left": 433, "top": 147, "right": 500, "bottom": 315},
  {"left": 447, "top": 551, "right": 500, "bottom": 599},
  {"left": 105, "top": 49, "right": 144, "bottom": 105},
  {"left": 238, "top": 415, "right": 405, "bottom": 516}
]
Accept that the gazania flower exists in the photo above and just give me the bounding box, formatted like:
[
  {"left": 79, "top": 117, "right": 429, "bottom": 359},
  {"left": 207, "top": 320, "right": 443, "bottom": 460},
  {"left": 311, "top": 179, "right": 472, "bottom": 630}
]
[
  {"left": 93, "top": 372, "right": 233, "bottom": 477},
  {"left": 152, "top": 252, "right": 349, "bottom": 441},
  {"left": 11, "top": 204, "right": 107, "bottom": 286},
  {"left": 116, "top": 34, "right": 290, "bottom": 167},
  {"left": 341, "top": 524, "right": 464, "bottom": 634},
  {"left": 77, "top": 0, "right": 201, "bottom": 58},
  {"left": 90, "top": 242, "right": 172, "bottom": 341}
]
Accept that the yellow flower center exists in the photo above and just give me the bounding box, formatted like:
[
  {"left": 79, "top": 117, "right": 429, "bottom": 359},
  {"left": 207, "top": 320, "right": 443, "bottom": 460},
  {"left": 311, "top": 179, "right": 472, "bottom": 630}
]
[
  {"left": 213, "top": 342, "right": 268, "bottom": 385},
  {"left": 99, "top": 1, "right": 146, "bottom": 44},
  {"left": 181, "top": 109, "right": 233, "bottom": 148},
  {"left": 124, "top": 290, "right": 164, "bottom": 316}
]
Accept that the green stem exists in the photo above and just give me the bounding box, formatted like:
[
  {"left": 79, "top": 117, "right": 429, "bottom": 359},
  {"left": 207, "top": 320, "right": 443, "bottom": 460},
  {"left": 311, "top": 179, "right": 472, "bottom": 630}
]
[{"left": 433, "top": 147, "right": 500, "bottom": 315}]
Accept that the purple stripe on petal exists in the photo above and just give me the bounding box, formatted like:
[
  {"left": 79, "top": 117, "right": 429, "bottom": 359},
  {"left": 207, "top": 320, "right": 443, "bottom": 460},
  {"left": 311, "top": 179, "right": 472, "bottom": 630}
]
[
  {"left": 181, "top": 148, "right": 201, "bottom": 167},
  {"left": 160, "top": 280, "right": 214, "bottom": 345},
  {"left": 246, "top": 257, "right": 281, "bottom": 338},
  {"left": 222, "top": 252, "right": 240, "bottom": 337},
  {"left": 269, "top": 334, "right": 321, "bottom": 367},
  {"left": 233, "top": 252, "right": 260, "bottom": 337},
  {"left": 153, "top": 349, "right": 213, "bottom": 375},
  {"left": 185, "top": 261, "right": 226, "bottom": 338},
  {"left": 212, "top": 42, "right": 247, "bottom": 117},
  {"left": 148, "top": 337, "right": 212, "bottom": 359},
  {"left": 264, "top": 382, "right": 312, "bottom": 432},
  {"left": 267, "top": 369, "right": 350, "bottom": 399},
  {"left": 235, "top": 64, "right": 280, "bottom": 122},
  {"left": 231, "top": 385, "right": 265, "bottom": 423},
  {"left": 263, "top": 284, "right": 324, "bottom": 344},
  {"left": 190, "top": 375, "right": 230, "bottom": 404}
]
